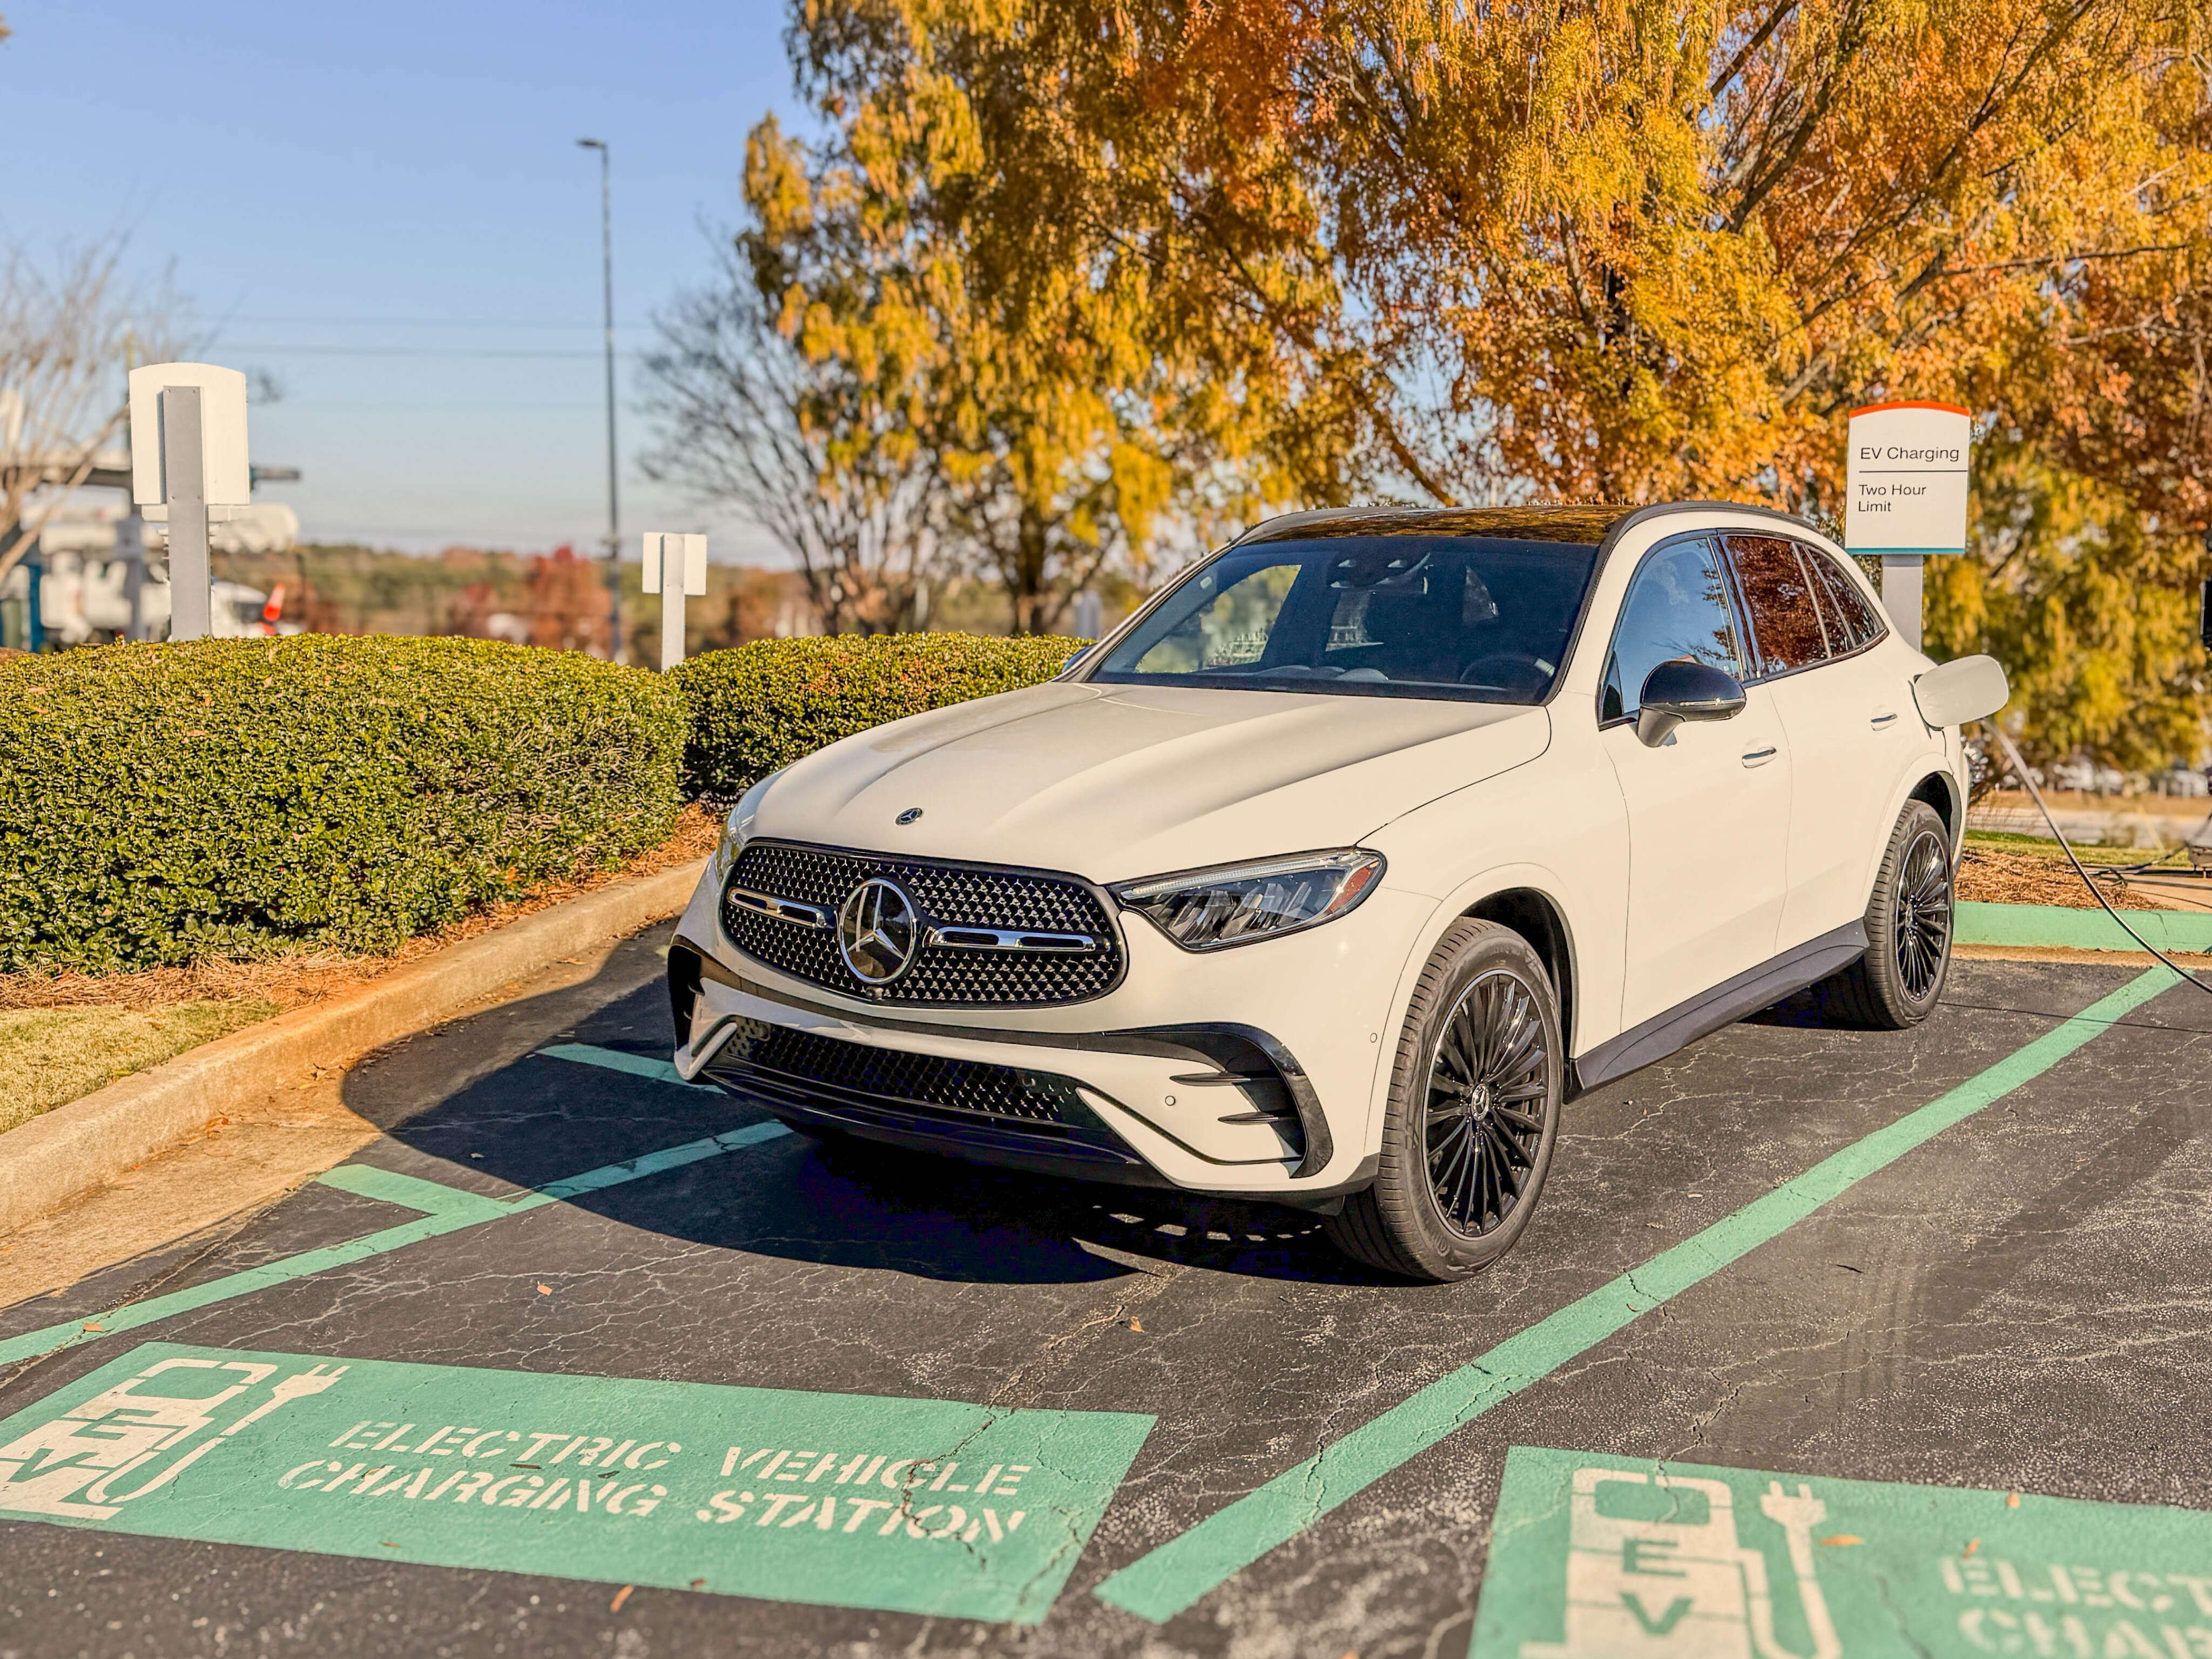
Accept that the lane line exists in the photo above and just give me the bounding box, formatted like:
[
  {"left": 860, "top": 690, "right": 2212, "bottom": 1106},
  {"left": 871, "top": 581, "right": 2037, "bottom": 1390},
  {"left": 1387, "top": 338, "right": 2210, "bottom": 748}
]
[
  {"left": 537, "top": 1042, "right": 720, "bottom": 1091},
  {"left": 313, "top": 1164, "right": 509, "bottom": 1219},
  {"left": 0, "top": 1111, "right": 789, "bottom": 1372},
  {"left": 1092, "top": 965, "right": 2182, "bottom": 1624}
]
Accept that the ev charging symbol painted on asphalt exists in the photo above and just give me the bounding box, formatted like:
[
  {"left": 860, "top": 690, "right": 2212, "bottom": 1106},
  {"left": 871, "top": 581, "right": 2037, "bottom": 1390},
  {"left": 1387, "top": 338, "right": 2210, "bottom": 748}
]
[{"left": 1518, "top": 1466, "right": 1839, "bottom": 1659}]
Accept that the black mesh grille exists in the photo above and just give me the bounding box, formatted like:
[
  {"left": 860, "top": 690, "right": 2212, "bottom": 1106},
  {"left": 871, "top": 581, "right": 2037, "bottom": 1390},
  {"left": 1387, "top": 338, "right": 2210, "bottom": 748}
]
[
  {"left": 708, "top": 1015, "right": 1085, "bottom": 1124},
  {"left": 721, "top": 840, "right": 1123, "bottom": 1007}
]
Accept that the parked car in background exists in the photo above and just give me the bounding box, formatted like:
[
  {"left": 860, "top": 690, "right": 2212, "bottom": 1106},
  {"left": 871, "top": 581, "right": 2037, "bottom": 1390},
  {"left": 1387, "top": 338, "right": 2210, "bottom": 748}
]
[{"left": 665, "top": 504, "right": 2007, "bottom": 1280}]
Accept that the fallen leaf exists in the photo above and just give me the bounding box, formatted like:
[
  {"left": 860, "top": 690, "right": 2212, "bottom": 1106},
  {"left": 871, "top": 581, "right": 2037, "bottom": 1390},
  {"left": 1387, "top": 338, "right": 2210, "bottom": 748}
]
[
  {"left": 1820, "top": 1535, "right": 1862, "bottom": 1547},
  {"left": 536, "top": 1283, "right": 552, "bottom": 1296},
  {"left": 690, "top": 1578, "right": 707, "bottom": 1589},
  {"left": 2006, "top": 1492, "right": 2021, "bottom": 1508},
  {"left": 610, "top": 1585, "right": 633, "bottom": 1613},
  {"left": 1964, "top": 1538, "right": 1980, "bottom": 1557},
  {"left": 82, "top": 1323, "right": 103, "bottom": 1333},
  {"left": 1128, "top": 1319, "right": 1144, "bottom": 1332},
  {"left": 380, "top": 1541, "right": 398, "bottom": 1548}
]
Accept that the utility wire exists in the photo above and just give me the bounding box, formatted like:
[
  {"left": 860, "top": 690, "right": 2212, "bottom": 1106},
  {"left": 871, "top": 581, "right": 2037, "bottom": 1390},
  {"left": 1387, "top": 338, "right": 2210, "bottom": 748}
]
[{"left": 1990, "top": 726, "right": 2212, "bottom": 999}]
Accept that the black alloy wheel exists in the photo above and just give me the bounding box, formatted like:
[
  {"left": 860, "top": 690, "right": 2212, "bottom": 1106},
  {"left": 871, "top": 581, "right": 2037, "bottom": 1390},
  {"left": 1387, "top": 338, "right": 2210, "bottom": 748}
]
[
  {"left": 1424, "top": 970, "right": 1549, "bottom": 1238},
  {"left": 1818, "top": 798, "right": 1954, "bottom": 1028},
  {"left": 1326, "top": 918, "right": 1564, "bottom": 1281},
  {"left": 1893, "top": 825, "right": 1954, "bottom": 1001}
]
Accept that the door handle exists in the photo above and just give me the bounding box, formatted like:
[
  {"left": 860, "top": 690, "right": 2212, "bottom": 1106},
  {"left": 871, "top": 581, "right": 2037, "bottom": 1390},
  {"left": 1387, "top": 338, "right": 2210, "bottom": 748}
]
[
  {"left": 1870, "top": 711, "right": 1899, "bottom": 728},
  {"left": 1741, "top": 746, "right": 1779, "bottom": 767}
]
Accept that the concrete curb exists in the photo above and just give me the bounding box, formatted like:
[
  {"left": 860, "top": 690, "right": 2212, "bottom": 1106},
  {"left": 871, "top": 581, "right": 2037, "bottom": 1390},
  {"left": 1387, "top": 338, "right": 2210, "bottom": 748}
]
[{"left": 0, "top": 858, "right": 707, "bottom": 1237}]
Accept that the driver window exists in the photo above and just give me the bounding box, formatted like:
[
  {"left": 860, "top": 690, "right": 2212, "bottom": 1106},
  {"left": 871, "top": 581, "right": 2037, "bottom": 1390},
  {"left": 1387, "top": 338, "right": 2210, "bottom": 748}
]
[{"left": 1600, "top": 539, "right": 1746, "bottom": 723}]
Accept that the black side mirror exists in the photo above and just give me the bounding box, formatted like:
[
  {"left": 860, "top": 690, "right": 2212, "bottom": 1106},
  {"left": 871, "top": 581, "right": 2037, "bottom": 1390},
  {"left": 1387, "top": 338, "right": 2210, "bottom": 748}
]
[
  {"left": 1636, "top": 660, "right": 1748, "bottom": 747},
  {"left": 2200, "top": 577, "right": 2210, "bottom": 653}
]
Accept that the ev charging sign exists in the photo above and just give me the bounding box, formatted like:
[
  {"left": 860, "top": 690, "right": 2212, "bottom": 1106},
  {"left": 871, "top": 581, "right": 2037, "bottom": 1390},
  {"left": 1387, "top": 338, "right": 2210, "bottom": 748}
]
[{"left": 1844, "top": 401, "right": 1971, "bottom": 556}]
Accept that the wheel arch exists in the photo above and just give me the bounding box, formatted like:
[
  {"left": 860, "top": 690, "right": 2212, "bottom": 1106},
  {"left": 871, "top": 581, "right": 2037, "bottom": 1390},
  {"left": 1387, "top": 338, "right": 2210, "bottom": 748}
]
[
  {"left": 1461, "top": 886, "right": 1578, "bottom": 1064},
  {"left": 1907, "top": 767, "right": 1963, "bottom": 848}
]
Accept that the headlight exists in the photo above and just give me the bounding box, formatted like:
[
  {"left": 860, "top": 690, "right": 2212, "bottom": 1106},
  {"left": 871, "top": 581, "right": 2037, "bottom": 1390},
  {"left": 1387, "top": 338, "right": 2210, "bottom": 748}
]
[
  {"left": 713, "top": 768, "right": 784, "bottom": 880},
  {"left": 1112, "top": 849, "right": 1385, "bottom": 952}
]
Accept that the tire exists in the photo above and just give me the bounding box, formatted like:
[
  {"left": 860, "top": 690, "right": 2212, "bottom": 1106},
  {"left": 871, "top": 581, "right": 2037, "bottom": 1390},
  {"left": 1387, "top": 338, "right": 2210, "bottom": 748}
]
[
  {"left": 1818, "top": 800, "right": 1954, "bottom": 1028},
  {"left": 1325, "top": 919, "right": 1564, "bottom": 1282}
]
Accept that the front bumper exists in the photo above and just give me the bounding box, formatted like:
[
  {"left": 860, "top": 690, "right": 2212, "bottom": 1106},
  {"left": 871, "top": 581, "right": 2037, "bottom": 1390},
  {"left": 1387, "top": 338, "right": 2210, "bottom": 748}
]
[{"left": 665, "top": 860, "right": 1423, "bottom": 1198}]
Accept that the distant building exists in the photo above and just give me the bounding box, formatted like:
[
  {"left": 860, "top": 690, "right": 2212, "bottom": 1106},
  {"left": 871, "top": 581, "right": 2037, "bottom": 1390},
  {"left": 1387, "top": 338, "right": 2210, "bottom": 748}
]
[{"left": 1, "top": 502, "right": 301, "bottom": 648}]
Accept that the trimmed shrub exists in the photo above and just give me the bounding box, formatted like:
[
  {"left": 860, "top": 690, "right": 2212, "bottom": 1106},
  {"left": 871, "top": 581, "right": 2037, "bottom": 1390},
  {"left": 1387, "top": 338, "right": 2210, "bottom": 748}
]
[
  {"left": 670, "top": 632, "right": 1084, "bottom": 801},
  {"left": 1, "top": 636, "right": 687, "bottom": 971}
]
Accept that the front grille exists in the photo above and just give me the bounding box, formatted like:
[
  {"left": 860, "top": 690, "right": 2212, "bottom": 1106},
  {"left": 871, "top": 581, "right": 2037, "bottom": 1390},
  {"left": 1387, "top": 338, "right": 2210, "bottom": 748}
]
[
  {"left": 722, "top": 840, "right": 1123, "bottom": 1007},
  {"left": 707, "top": 1015, "right": 1086, "bottom": 1124}
]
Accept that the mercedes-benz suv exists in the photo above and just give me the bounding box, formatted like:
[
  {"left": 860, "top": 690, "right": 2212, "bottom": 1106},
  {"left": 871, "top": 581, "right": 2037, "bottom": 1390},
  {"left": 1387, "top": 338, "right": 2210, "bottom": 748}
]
[{"left": 664, "top": 504, "right": 2006, "bottom": 1280}]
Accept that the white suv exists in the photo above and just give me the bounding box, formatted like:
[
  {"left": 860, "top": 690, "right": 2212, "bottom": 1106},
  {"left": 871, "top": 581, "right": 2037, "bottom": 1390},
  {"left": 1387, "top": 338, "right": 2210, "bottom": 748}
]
[{"left": 666, "top": 505, "right": 2006, "bottom": 1280}]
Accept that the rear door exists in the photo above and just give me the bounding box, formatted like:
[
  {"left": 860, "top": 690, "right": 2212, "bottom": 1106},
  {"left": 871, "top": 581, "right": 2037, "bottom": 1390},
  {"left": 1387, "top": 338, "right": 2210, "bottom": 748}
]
[
  {"left": 1599, "top": 535, "right": 1793, "bottom": 1031},
  {"left": 1722, "top": 534, "right": 1903, "bottom": 948}
]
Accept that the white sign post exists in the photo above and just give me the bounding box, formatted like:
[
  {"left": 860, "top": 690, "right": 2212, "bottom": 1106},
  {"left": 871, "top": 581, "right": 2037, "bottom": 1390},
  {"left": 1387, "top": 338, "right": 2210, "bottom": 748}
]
[
  {"left": 641, "top": 531, "right": 706, "bottom": 671},
  {"left": 1844, "top": 400, "right": 1971, "bottom": 651},
  {"left": 129, "top": 363, "right": 252, "bottom": 642}
]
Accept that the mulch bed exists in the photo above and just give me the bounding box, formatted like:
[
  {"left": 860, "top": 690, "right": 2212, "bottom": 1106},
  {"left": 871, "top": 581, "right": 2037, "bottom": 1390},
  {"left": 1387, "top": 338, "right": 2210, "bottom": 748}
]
[{"left": 1956, "top": 844, "right": 2167, "bottom": 911}]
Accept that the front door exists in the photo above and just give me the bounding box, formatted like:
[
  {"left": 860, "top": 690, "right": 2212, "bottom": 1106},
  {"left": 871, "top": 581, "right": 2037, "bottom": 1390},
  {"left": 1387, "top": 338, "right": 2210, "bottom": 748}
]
[{"left": 1599, "top": 536, "right": 1793, "bottom": 1031}]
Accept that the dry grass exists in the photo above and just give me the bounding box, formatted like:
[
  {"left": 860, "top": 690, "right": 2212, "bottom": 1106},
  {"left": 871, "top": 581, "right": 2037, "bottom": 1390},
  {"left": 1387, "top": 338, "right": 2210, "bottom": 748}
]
[
  {"left": 0, "top": 1000, "right": 280, "bottom": 1134},
  {"left": 0, "top": 804, "right": 719, "bottom": 1017}
]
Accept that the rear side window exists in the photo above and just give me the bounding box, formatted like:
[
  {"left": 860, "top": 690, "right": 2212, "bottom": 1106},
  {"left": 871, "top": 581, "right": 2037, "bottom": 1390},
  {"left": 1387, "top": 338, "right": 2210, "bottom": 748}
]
[
  {"left": 1601, "top": 538, "right": 1747, "bottom": 722},
  {"left": 1803, "top": 546, "right": 1888, "bottom": 654},
  {"left": 1724, "top": 534, "right": 1828, "bottom": 676}
]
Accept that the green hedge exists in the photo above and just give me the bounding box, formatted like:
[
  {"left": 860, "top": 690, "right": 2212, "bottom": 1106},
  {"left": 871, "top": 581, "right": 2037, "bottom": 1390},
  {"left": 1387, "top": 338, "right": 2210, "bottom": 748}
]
[
  {"left": 1, "top": 637, "right": 687, "bottom": 972},
  {"left": 670, "top": 632, "right": 1083, "bottom": 801}
]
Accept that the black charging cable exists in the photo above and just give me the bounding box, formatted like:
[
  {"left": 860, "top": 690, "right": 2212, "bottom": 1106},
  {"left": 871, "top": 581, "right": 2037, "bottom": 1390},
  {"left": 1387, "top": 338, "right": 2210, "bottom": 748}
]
[{"left": 1987, "top": 725, "right": 2212, "bottom": 999}]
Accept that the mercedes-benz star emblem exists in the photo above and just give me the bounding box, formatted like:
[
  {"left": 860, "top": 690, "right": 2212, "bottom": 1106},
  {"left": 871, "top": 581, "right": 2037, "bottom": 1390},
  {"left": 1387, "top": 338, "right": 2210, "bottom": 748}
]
[
  {"left": 837, "top": 878, "right": 922, "bottom": 986},
  {"left": 895, "top": 807, "right": 924, "bottom": 825}
]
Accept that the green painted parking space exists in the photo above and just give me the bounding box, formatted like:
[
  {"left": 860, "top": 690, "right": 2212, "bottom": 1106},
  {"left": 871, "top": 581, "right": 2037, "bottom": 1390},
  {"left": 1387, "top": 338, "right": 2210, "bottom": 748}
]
[
  {"left": 1471, "top": 1445, "right": 2212, "bottom": 1659},
  {"left": 0, "top": 1055, "right": 789, "bottom": 1370},
  {"left": 0, "top": 1340, "right": 1153, "bottom": 1624},
  {"left": 1091, "top": 965, "right": 2182, "bottom": 1624},
  {"left": 4, "top": 950, "right": 2205, "bottom": 1657}
]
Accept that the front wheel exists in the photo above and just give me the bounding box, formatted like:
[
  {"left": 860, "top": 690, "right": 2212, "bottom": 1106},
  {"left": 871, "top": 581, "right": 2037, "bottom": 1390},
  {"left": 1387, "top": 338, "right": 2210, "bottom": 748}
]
[
  {"left": 1325, "top": 920, "right": 1563, "bottom": 1282},
  {"left": 1818, "top": 800, "right": 1954, "bottom": 1028}
]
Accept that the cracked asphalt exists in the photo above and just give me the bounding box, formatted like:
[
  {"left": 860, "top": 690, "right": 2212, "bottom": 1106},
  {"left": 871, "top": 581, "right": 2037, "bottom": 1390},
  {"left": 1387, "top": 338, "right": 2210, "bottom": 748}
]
[{"left": 3, "top": 927, "right": 2209, "bottom": 1658}]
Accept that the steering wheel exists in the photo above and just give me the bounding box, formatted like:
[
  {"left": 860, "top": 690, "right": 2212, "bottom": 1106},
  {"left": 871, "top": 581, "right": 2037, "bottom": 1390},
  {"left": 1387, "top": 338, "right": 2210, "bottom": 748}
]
[{"left": 1458, "top": 652, "right": 1550, "bottom": 694}]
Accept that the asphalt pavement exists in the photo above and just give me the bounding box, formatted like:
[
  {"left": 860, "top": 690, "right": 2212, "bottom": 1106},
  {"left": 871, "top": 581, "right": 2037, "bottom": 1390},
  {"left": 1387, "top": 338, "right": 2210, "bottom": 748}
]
[{"left": 3, "top": 929, "right": 2208, "bottom": 1659}]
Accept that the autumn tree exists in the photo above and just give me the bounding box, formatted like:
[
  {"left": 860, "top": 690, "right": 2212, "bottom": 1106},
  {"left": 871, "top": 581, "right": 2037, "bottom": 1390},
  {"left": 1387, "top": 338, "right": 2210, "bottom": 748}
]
[
  {"left": 643, "top": 239, "right": 941, "bottom": 633},
  {"left": 781, "top": 0, "right": 2211, "bottom": 757}
]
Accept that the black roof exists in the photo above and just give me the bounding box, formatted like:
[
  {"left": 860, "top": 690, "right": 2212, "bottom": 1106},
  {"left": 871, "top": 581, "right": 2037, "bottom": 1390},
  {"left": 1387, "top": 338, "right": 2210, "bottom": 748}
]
[
  {"left": 1236, "top": 505, "right": 1639, "bottom": 547},
  {"left": 1233, "top": 501, "right": 1824, "bottom": 549}
]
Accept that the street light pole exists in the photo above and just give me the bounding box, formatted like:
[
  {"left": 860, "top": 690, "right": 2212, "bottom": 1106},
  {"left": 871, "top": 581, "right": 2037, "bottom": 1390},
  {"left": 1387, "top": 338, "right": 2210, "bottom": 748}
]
[{"left": 576, "top": 137, "right": 623, "bottom": 664}]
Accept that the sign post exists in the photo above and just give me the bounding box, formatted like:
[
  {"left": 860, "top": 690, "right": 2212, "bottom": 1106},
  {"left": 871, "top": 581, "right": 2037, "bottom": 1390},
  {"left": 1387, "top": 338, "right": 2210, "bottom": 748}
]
[
  {"left": 1844, "top": 400, "right": 1971, "bottom": 652},
  {"left": 129, "top": 363, "right": 252, "bottom": 642},
  {"left": 641, "top": 531, "right": 706, "bottom": 671}
]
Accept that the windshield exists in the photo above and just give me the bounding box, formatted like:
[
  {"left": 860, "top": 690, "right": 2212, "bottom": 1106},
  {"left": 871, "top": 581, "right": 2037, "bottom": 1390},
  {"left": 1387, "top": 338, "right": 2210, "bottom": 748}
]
[{"left": 1090, "top": 535, "right": 1601, "bottom": 704}]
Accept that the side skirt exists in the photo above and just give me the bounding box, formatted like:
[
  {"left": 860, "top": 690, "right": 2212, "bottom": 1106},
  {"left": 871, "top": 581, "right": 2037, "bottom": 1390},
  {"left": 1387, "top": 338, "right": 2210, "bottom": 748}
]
[{"left": 1567, "top": 919, "right": 1869, "bottom": 1098}]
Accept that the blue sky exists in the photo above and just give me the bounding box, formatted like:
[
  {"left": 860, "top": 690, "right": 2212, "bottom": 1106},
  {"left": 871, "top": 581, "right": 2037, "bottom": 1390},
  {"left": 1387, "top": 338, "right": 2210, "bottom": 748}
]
[{"left": 4, "top": 1, "right": 801, "bottom": 557}]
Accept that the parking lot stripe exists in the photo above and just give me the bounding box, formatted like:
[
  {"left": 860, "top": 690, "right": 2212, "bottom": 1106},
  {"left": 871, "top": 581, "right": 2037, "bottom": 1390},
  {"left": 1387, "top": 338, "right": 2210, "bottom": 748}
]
[
  {"left": 0, "top": 1121, "right": 790, "bottom": 1371},
  {"left": 537, "top": 1042, "right": 721, "bottom": 1091},
  {"left": 1092, "top": 964, "right": 2182, "bottom": 1625}
]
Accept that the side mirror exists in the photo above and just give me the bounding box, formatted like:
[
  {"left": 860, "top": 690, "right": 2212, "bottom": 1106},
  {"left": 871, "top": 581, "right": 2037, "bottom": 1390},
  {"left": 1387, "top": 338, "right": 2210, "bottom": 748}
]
[
  {"left": 2200, "top": 577, "right": 2210, "bottom": 653},
  {"left": 1912, "top": 653, "right": 2009, "bottom": 728},
  {"left": 1636, "top": 660, "right": 1747, "bottom": 747}
]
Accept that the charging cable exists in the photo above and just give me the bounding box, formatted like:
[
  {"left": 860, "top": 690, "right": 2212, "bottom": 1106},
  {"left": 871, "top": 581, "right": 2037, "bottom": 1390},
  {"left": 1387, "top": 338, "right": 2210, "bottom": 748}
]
[{"left": 1988, "top": 726, "right": 2212, "bottom": 999}]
